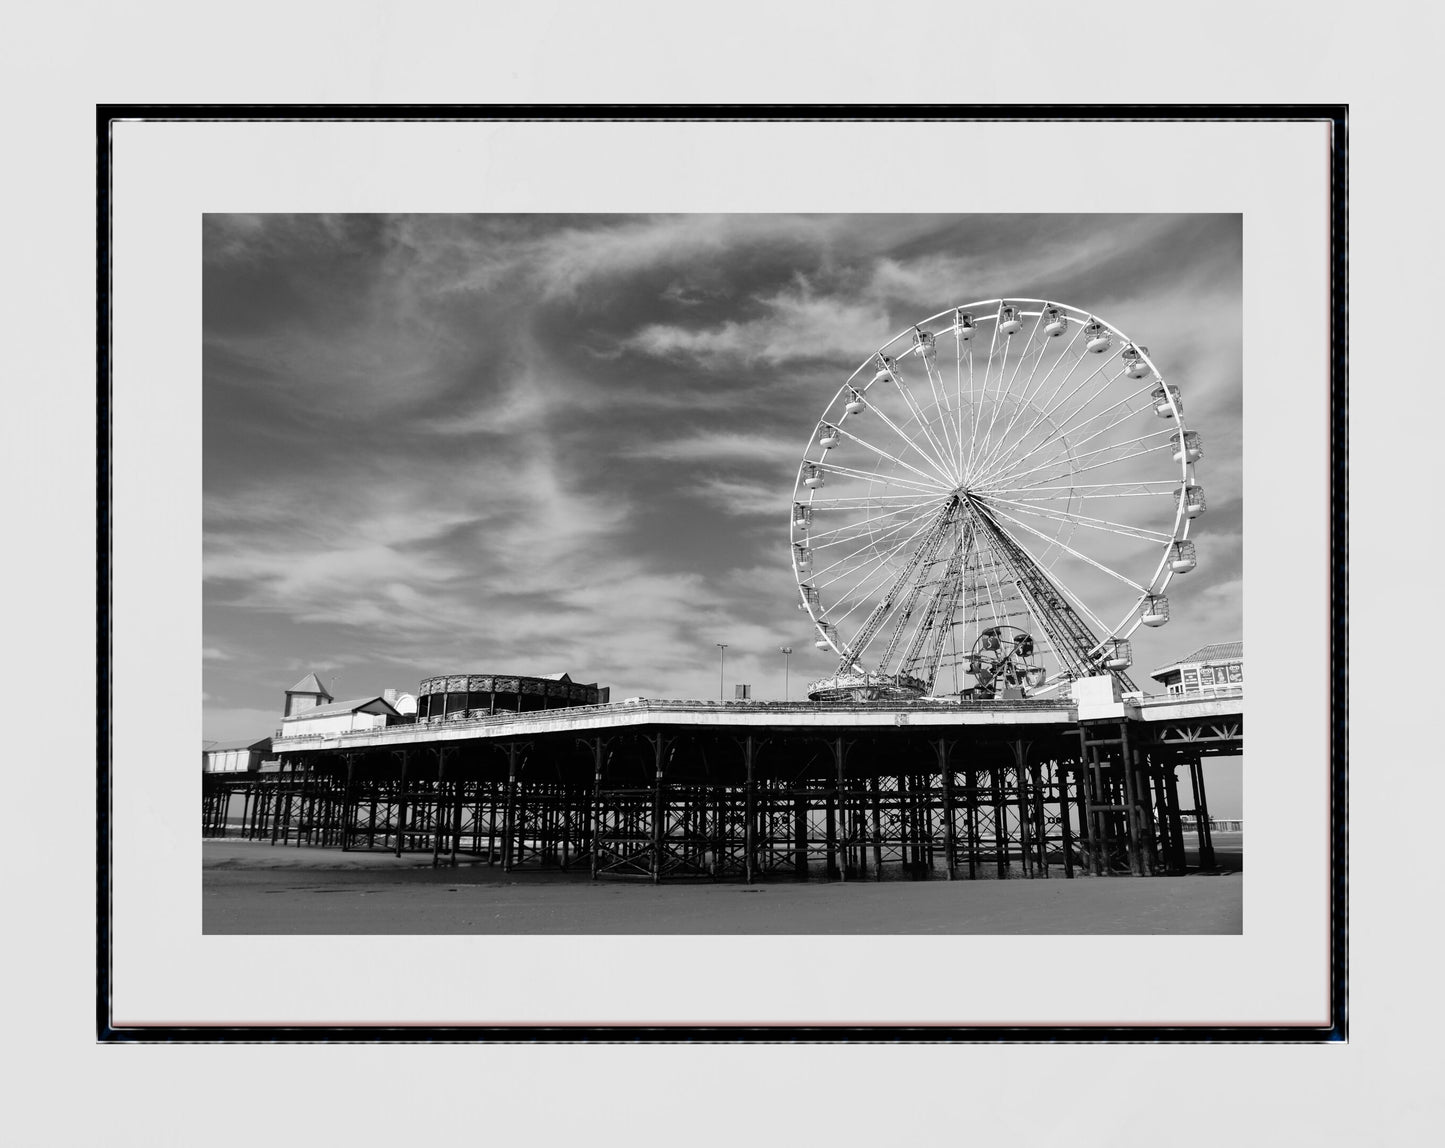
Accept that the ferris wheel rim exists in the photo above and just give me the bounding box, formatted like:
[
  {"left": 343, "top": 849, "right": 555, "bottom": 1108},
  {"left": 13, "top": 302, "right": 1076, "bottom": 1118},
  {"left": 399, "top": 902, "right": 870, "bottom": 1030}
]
[{"left": 790, "top": 298, "right": 1199, "bottom": 681}]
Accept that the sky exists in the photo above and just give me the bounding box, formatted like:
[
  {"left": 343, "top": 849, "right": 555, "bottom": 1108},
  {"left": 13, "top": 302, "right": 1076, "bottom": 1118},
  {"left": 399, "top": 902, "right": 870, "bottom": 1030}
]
[{"left": 203, "top": 213, "right": 1243, "bottom": 747}]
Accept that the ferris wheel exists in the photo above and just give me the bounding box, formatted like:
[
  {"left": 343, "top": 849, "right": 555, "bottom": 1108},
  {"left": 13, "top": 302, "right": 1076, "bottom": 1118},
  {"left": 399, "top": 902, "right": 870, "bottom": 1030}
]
[{"left": 790, "top": 299, "right": 1204, "bottom": 702}]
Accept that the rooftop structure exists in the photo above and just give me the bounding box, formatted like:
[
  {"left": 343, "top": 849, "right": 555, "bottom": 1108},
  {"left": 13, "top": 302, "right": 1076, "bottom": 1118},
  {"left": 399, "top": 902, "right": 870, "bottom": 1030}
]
[
  {"left": 1150, "top": 642, "right": 1244, "bottom": 698},
  {"left": 283, "top": 671, "right": 333, "bottom": 717}
]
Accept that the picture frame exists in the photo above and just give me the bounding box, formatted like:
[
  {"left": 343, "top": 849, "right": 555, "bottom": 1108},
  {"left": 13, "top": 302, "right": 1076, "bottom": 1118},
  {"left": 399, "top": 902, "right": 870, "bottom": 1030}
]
[{"left": 97, "top": 105, "right": 1346, "bottom": 1042}]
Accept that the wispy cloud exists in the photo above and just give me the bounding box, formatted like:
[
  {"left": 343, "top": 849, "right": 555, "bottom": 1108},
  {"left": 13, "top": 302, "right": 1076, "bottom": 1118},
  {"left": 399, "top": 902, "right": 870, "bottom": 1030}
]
[{"left": 204, "top": 213, "right": 1242, "bottom": 730}]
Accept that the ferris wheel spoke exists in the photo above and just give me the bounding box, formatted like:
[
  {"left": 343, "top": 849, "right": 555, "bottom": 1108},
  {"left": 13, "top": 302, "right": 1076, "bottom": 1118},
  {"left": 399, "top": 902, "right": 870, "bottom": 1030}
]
[
  {"left": 812, "top": 505, "right": 944, "bottom": 585},
  {"left": 855, "top": 397, "right": 959, "bottom": 487},
  {"left": 810, "top": 504, "right": 948, "bottom": 582},
  {"left": 956, "top": 338, "right": 969, "bottom": 478},
  {"left": 881, "top": 365, "right": 959, "bottom": 483},
  {"left": 807, "top": 493, "right": 951, "bottom": 507},
  {"left": 975, "top": 500, "right": 1151, "bottom": 593},
  {"left": 970, "top": 359, "right": 1125, "bottom": 489},
  {"left": 970, "top": 313, "right": 1020, "bottom": 488},
  {"left": 817, "top": 521, "right": 942, "bottom": 628},
  {"left": 971, "top": 338, "right": 1123, "bottom": 479},
  {"left": 808, "top": 506, "right": 953, "bottom": 583},
  {"left": 816, "top": 460, "right": 948, "bottom": 496},
  {"left": 974, "top": 492, "right": 1173, "bottom": 544},
  {"left": 968, "top": 331, "right": 1092, "bottom": 484},
  {"left": 831, "top": 424, "right": 960, "bottom": 490},
  {"left": 985, "top": 377, "right": 1162, "bottom": 488},
  {"left": 980, "top": 427, "right": 1176, "bottom": 493},
  {"left": 978, "top": 481, "right": 1182, "bottom": 501},
  {"left": 973, "top": 322, "right": 1069, "bottom": 481},
  {"left": 916, "top": 342, "right": 964, "bottom": 471},
  {"left": 964, "top": 310, "right": 1008, "bottom": 480},
  {"left": 986, "top": 446, "right": 1181, "bottom": 497},
  {"left": 805, "top": 494, "right": 950, "bottom": 545}
]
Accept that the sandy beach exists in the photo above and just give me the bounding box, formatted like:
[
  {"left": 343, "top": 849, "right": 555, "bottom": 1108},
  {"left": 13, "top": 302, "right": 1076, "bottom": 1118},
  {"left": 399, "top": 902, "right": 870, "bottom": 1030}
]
[{"left": 202, "top": 835, "right": 1242, "bottom": 935}]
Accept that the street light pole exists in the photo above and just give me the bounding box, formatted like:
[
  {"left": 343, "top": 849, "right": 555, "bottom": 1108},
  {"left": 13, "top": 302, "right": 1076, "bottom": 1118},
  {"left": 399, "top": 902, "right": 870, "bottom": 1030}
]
[
  {"left": 716, "top": 643, "right": 728, "bottom": 702},
  {"left": 779, "top": 646, "right": 792, "bottom": 702}
]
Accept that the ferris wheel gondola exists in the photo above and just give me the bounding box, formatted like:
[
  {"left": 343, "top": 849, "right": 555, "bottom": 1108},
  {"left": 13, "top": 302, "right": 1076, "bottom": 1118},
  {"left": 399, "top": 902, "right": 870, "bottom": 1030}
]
[{"left": 791, "top": 298, "right": 1202, "bottom": 701}]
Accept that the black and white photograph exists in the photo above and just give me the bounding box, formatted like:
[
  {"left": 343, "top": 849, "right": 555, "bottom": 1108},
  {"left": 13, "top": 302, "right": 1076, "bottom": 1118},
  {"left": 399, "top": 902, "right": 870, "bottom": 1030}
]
[{"left": 199, "top": 213, "right": 1245, "bottom": 936}]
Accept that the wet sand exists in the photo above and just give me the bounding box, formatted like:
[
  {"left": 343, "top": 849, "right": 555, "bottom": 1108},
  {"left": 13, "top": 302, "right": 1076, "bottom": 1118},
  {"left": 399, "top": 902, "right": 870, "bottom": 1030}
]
[{"left": 203, "top": 837, "right": 1242, "bottom": 935}]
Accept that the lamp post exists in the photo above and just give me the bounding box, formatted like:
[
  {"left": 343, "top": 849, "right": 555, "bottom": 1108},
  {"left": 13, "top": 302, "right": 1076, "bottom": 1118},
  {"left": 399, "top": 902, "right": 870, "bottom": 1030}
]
[
  {"left": 716, "top": 643, "right": 728, "bottom": 702},
  {"left": 779, "top": 646, "right": 792, "bottom": 702}
]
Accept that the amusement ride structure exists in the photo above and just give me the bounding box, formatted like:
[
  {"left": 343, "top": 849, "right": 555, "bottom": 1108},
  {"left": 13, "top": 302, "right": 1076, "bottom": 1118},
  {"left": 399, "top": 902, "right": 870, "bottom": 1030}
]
[{"left": 792, "top": 299, "right": 1203, "bottom": 702}]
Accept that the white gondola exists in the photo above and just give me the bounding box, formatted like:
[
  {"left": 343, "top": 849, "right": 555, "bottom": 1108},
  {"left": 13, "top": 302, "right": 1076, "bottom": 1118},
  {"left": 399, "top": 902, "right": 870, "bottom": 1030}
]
[
  {"left": 1168, "top": 539, "right": 1197, "bottom": 573},
  {"left": 793, "top": 544, "right": 813, "bottom": 572},
  {"left": 799, "top": 584, "right": 820, "bottom": 612},
  {"left": 998, "top": 304, "right": 1023, "bottom": 336},
  {"left": 1140, "top": 595, "right": 1170, "bottom": 627},
  {"left": 913, "top": 327, "right": 936, "bottom": 362},
  {"left": 1099, "top": 638, "right": 1133, "bottom": 670},
  {"left": 1084, "top": 321, "right": 1111, "bottom": 353},
  {"left": 1152, "top": 383, "right": 1183, "bottom": 417},
  {"left": 1122, "top": 344, "right": 1153, "bottom": 378},
  {"left": 815, "top": 623, "right": 837, "bottom": 651},
  {"left": 792, "top": 503, "right": 812, "bottom": 529},
  {"left": 817, "top": 422, "right": 840, "bottom": 449},
  {"left": 1172, "top": 430, "right": 1203, "bottom": 462},
  {"left": 872, "top": 355, "right": 895, "bottom": 386},
  {"left": 1177, "top": 485, "right": 1206, "bottom": 518},
  {"left": 803, "top": 462, "right": 825, "bottom": 489},
  {"left": 954, "top": 310, "right": 976, "bottom": 340},
  {"left": 844, "top": 388, "right": 865, "bottom": 415},
  {"left": 1042, "top": 306, "right": 1067, "bottom": 336},
  {"left": 1025, "top": 666, "right": 1048, "bottom": 688}
]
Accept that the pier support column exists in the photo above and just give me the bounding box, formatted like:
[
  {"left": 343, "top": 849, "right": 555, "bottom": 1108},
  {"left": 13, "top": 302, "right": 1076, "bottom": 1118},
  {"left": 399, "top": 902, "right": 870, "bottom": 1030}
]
[
  {"left": 1189, "top": 757, "right": 1216, "bottom": 870},
  {"left": 393, "top": 749, "right": 411, "bottom": 858},
  {"left": 646, "top": 734, "right": 672, "bottom": 884},
  {"left": 583, "top": 737, "right": 608, "bottom": 880},
  {"left": 1060, "top": 761, "right": 1075, "bottom": 879},
  {"left": 340, "top": 752, "right": 356, "bottom": 852},
  {"left": 933, "top": 738, "right": 956, "bottom": 880},
  {"left": 502, "top": 742, "right": 522, "bottom": 872},
  {"left": 827, "top": 736, "right": 851, "bottom": 881},
  {"left": 742, "top": 735, "right": 757, "bottom": 885}
]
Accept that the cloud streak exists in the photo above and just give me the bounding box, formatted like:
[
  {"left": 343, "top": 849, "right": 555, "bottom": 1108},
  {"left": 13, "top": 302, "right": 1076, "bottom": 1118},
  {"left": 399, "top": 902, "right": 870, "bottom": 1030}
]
[{"left": 204, "top": 213, "right": 1241, "bottom": 739}]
